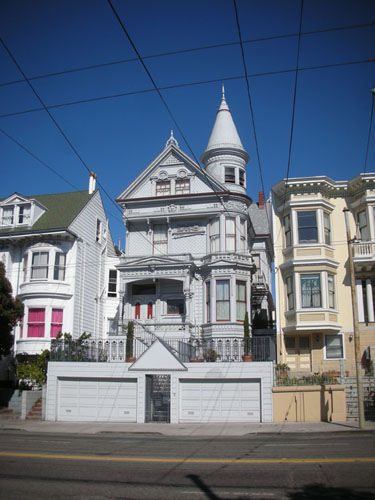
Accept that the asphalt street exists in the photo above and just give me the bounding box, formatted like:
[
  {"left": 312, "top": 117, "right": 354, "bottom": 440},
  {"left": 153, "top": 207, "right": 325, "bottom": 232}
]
[{"left": 0, "top": 430, "right": 374, "bottom": 499}]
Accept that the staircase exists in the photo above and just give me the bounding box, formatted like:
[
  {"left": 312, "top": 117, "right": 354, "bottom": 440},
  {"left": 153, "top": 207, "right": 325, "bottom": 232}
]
[
  {"left": 345, "top": 376, "right": 375, "bottom": 421},
  {"left": 26, "top": 398, "right": 43, "bottom": 420},
  {"left": 0, "top": 407, "right": 20, "bottom": 420}
]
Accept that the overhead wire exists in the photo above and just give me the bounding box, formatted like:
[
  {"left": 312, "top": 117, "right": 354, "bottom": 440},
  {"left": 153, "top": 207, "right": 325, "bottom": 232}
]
[
  {"left": 0, "top": 36, "right": 123, "bottom": 218},
  {"left": 0, "top": 21, "right": 372, "bottom": 88},
  {"left": 0, "top": 127, "right": 125, "bottom": 226},
  {"left": 363, "top": 86, "right": 375, "bottom": 174},
  {"left": 232, "top": 0, "right": 270, "bottom": 236},
  {"left": 0, "top": 58, "right": 373, "bottom": 120}
]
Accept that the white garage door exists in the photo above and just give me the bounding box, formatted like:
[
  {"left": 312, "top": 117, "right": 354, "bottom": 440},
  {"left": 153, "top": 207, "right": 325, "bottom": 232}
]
[
  {"left": 179, "top": 379, "right": 260, "bottom": 423},
  {"left": 58, "top": 378, "right": 137, "bottom": 422}
]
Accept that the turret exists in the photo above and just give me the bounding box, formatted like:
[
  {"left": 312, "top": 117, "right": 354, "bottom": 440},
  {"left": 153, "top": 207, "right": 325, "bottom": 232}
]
[{"left": 201, "top": 86, "right": 249, "bottom": 194}]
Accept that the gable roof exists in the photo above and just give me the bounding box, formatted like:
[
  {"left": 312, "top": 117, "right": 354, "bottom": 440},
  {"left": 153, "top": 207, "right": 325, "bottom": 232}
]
[
  {"left": 116, "top": 142, "right": 225, "bottom": 202},
  {"left": 0, "top": 190, "right": 95, "bottom": 236}
]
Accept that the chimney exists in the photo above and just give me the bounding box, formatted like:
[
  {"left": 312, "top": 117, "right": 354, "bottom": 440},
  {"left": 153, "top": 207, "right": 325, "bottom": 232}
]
[
  {"left": 88, "top": 172, "right": 97, "bottom": 194},
  {"left": 258, "top": 191, "right": 265, "bottom": 209}
]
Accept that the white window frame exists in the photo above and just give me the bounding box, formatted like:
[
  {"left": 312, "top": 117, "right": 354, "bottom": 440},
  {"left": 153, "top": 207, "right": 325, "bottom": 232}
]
[
  {"left": 209, "top": 218, "right": 220, "bottom": 253},
  {"left": 108, "top": 269, "right": 118, "bottom": 297},
  {"left": 225, "top": 216, "right": 236, "bottom": 252},
  {"left": 324, "top": 333, "right": 345, "bottom": 360},
  {"left": 31, "top": 251, "right": 49, "bottom": 280},
  {"left": 300, "top": 273, "right": 321, "bottom": 308},
  {"left": 153, "top": 224, "right": 168, "bottom": 255},
  {"left": 297, "top": 210, "right": 318, "bottom": 244}
]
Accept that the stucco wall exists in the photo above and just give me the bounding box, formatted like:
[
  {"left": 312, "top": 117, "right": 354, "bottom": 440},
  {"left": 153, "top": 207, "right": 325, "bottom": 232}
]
[{"left": 273, "top": 385, "right": 346, "bottom": 422}]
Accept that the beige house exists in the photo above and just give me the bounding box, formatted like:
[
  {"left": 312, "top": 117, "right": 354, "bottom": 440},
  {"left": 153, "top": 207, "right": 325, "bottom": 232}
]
[{"left": 272, "top": 173, "right": 375, "bottom": 376}]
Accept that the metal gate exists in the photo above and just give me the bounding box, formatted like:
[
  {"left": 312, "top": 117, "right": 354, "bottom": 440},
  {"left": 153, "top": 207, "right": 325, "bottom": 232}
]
[{"left": 145, "top": 375, "right": 170, "bottom": 423}]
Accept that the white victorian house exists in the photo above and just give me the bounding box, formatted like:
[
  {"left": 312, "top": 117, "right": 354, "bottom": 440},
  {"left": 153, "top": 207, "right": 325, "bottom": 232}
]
[
  {"left": 0, "top": 174, "right": 117, "bottom": 357},
  {"left": 109, "top": 89, "right": 275, "bottom": 361}
]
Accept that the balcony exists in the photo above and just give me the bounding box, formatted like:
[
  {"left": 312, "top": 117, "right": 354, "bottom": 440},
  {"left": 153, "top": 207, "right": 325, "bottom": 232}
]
[{"left": 353, "top": 241, "right": 375, "bottom": 270}]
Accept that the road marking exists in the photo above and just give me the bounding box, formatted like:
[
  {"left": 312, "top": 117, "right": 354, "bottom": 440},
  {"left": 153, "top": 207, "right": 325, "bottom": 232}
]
[
  {"left": 264, "top": 443, "right": 347, "bottom": 447},
  {"left": 0, "top": 452, "right": 374, "bottom": 464}
]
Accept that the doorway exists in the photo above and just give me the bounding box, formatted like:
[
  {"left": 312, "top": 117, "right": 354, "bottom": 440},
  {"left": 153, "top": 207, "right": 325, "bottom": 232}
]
[
  {"left": 285, "top": 335, "right": 311, "bottom": 371},
  {"left": 145, "top": 375, "right": 171, "bottom": 423}
]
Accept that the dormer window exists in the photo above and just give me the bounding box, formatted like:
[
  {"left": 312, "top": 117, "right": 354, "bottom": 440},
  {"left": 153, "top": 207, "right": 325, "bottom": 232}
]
[
  {"left": 1, "top": 203, "right": 32, "bottom": 227},
  {"left": 1, "top": 207, "right": 14, "bottom": 225},
  {"left": 18, "top": 204, "right": 31, "bottom": 224}
]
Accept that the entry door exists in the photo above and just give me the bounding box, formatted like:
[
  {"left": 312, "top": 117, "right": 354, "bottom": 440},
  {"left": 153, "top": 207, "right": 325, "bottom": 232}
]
[
  {"left": 285, "top": 336, "right": 311, "bottom": 371},
  {"left": 145, "top": 375, "right": 170, "bottom": 423}
]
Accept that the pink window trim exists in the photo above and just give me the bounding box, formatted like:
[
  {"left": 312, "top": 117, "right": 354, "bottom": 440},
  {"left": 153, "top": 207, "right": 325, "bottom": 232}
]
[
  {"left": 51, "top": 309, "right": 63, "bottom": 338},
  {"left": 27, "top": 308, "right": 45, "bottom": 338}
]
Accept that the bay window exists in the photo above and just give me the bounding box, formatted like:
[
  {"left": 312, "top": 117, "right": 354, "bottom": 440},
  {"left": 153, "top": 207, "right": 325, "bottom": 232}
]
[
  {"left": 216, "top": 280, "right": 230, "bottom": 321},
  {"left": 301, "top": 274, "right": 321, "bottom": 308},
  {"left": 50, "top": 309, "right": 63, "bottom": 338},
  {"left": 236, "top": 281, "right": 246, "bottom": 321},
  {"left": 239, "top": 219, "right": 247, "bottom": 252},
  {"left": 206, "top": 281, "right": 211, "bottom": 323},
  {"left": 225, "top": 217, "right": 236, "bottom": 251},
  {"left": 284, "top": 214, "right": 291, "bottom": 247},
  {"left": 31, "top": 252, "right": 49, "bottom": 280},
  {"left": 323, "top": 212, "right": 331, "bottom": 245},
  {"left": 209, "top": 218, "right": 220, "bottom": 252},
  {"left": 286, "top": 276, "right": 294, "bottom": 310},
  {"left": 153, "top": 224, "right": 168, "bottom": 255},
  {"left": 54, "top": 252, "right": 66, "bottom": 280},
  {"left": 27, "top": 308, "right": 45, "bottom": 337},
  {"left": 297, "top": 211, "right": 318, "bottom": 243},
  {"left": 328, "top": 274, "right": 335, "bottom": 309}
]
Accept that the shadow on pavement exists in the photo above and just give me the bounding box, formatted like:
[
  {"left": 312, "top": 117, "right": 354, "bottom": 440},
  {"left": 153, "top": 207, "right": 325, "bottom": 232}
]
[{"left": 288, "top": 483, "right": 375, "bottom": 500}]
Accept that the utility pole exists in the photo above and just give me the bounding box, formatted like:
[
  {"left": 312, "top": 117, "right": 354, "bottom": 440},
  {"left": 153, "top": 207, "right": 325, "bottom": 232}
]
[{"left": 343, "top": 208, "right": 365, "bottom": 429}]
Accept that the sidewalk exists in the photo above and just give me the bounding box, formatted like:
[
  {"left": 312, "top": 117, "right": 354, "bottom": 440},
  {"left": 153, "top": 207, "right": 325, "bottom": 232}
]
[{"left": 1, "top": 418, "right": 375, "bottom": 436}]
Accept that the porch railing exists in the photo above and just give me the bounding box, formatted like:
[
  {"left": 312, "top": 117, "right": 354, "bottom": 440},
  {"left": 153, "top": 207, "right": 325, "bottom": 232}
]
[
  {"left": 353, "top": 240, "right": 375, "bottom": 259},
  {"left": 50, "top": 336, "right": 275, "bottom": 363}
]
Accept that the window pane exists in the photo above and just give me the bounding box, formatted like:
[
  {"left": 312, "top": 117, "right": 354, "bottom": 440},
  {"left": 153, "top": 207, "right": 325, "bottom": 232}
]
[
  {"left": 54, "top": 253, "right": 66, "bottom": 280},
  {"left": 326, "top": 334, "right": 343, "bottom": 358},
  {"left": 217, "top": 280, "right": 230, "bottom": 321},
  {"left": 156, "top": 181, "right": 171, "bottom": 196},
  {"left": 301, "top": 274, "right": 321, "bottom": 308},
  {"left": 31, "top": 252, "right": 49, "bottom": 279},
  {"left": 225, "top": 167, "right": 235, "bottom": 183},
  {"left": 324, "top": 213, "right": 331, "bottom": 245},
  {"left": 328, "top": 274, "right": 335, "bottom": 309},
  {"left": 298, "top": 211, "right": 318, "bottom": 243},
  {"left": 217, "top": 280, "right": 229, "bottom": 300},
  {"left": 175, "top": 179, "right": 190, "bottom": 194},
  {"left": 51, "top": 309, "right": 63, "bottom": 338},
  {"left": 217, "top": 301, "right": 230, "bottom": 320},
  {"left": 167, "top": 300, "right": 184, "bottom": 314},
  {"left": 108, "top": 269, "right": 117, "bottom": 297},
  {"left": 28, "top": 308, "right": 45, "bottom": 337}
]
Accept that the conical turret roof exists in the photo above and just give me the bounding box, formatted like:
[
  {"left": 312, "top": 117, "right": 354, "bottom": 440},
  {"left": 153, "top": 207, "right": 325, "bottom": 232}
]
[{"left": 201, "top": 86, "right": 247, "bottom": 161}]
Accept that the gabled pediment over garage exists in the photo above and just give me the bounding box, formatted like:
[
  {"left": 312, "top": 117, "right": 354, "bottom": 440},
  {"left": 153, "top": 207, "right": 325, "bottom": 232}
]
[
  {"left": 116, "top": 133, "right": 225, "bottom": 203},
  {"left": 129, "top": 338, "right": 187, "bottom": 371}
]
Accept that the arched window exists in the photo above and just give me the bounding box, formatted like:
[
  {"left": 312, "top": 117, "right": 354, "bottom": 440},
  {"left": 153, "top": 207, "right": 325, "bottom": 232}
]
[
  {"left": 147, "top": 302, "right": 153, "bottom": 319},
  {"left": 135, "top": 302, "right": 141, "bottom": 319}
]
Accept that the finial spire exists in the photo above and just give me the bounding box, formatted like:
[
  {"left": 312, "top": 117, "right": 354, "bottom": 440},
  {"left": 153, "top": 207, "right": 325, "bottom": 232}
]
[
  {"left": 222, "top": 84, "right": 225, "bottom": 100},
  {"left": 165, "top": 130, "right": 179, "bottom": 148}
]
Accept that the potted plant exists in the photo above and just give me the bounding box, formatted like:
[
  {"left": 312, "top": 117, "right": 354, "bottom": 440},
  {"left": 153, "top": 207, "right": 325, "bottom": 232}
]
[
  {"left": 126, "top": 321, "right": 135, "bottom": 362},
  {"left": 203, "top": 349, "right": 218, "bottom": 362},
  {"left": 242, "top": 311, "right": 253, "bottom": 362}
]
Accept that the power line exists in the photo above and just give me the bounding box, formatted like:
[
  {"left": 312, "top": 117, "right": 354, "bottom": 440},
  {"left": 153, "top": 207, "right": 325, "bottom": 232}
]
[
  {"left": 0, "top": 127, "right": 125, "bottom": 226},
  {"left": 233, "top": 0, "right": 270, "bottom": 235},
  {"left": 0, "top": 36, "right": 123, "bottom": 217},
  {"left": 0, "top": 58, "right": 373, "bottom": 120},
  {"left": 0, "top": 22, "right": 372, "bottom": 88},
  {"left": 364, "top": 87, "right": 375, "bottom": 174}
]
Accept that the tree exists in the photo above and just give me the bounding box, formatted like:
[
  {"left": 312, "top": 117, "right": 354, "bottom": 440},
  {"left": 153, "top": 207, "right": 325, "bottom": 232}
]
[
  {"left": 243, "top": 311, "right": 251, "bottom": 357},
  {"left": 126, "top": 321, "right": 134, "bottom": 360},
  {"left": 0, "top": 262, "right": 24, "bottom": 357}
]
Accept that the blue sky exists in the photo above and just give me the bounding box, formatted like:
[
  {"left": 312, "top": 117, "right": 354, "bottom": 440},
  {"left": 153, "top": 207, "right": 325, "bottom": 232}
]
[{"left": 0, "top": 0, "right": 374, "bottom": 245}]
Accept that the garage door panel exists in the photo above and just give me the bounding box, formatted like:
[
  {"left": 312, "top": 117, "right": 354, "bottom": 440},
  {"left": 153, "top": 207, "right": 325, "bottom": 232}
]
[
  {"left": 58, "top": 379, "right": 137, "bottom": 422},
  {"left": 179, "top": 379, "right": 260, "bottom": 423}
]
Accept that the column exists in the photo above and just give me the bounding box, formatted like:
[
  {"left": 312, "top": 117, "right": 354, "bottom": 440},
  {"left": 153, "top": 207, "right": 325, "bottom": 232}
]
[
  {"left": 356, "top": 279, "right": 365, "bottom": 322},
  {"left": 366, "top": 279, "right": 374, "bottom": 322}
]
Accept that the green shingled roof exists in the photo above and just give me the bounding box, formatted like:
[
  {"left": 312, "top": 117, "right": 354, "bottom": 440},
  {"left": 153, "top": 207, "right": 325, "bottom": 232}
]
[{"left": 0, "top": 190, "right": 95, "bottom": 236}]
